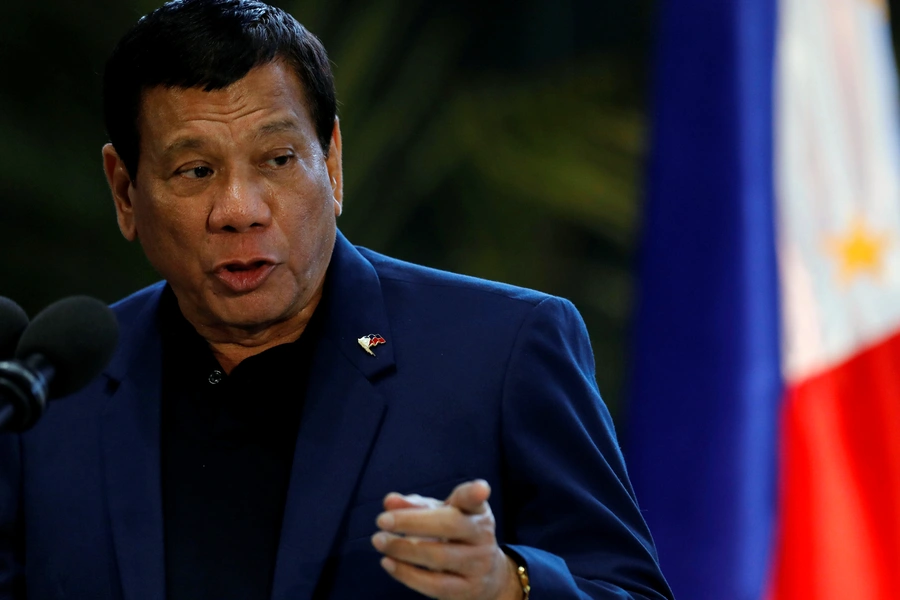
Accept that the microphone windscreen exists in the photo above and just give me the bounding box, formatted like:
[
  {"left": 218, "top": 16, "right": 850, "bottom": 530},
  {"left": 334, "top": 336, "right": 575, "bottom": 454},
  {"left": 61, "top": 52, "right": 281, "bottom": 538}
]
[
  {"left": 15, "top": 296, "right": 119, "bottom": 398},
  {"left": 0, "top": 297, "right": 29, "bottom": 359}
]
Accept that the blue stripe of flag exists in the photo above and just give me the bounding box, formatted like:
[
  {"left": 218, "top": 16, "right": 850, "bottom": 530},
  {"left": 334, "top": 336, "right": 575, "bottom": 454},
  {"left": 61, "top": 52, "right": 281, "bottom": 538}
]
[{"left": 628, "top": 1, "right": 783, "bottom": 599}]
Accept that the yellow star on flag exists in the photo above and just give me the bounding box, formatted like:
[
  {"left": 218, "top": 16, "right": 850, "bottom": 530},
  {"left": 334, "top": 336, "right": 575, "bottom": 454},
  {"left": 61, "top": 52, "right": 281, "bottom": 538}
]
[{"left": 828, "top": 218, "right": 890, "bottom": 283}]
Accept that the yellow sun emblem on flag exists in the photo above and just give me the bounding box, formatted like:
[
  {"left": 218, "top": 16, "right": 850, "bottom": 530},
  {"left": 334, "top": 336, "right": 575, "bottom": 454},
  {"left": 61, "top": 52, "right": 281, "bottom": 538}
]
[{"left": 829, "top": 218, "right": 890, "bottom": 283}]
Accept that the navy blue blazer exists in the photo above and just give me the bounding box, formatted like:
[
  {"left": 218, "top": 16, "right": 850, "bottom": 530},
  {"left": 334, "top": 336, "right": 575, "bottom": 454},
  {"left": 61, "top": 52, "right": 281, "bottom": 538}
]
[{"left": 0, "top": 232, "right": 672, "bottom": 599}]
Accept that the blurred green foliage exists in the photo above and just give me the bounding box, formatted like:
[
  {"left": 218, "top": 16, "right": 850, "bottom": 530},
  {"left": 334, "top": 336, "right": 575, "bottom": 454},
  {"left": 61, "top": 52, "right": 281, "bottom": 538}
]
[{"left": 0, "top": 0, "right": 652, "bottom": 418}]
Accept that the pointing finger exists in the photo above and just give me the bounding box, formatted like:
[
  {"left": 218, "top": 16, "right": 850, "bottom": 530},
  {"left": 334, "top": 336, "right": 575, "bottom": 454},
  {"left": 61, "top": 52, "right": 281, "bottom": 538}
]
[{"left": 383, "top": 492, "right": 442, "bottom": 512}]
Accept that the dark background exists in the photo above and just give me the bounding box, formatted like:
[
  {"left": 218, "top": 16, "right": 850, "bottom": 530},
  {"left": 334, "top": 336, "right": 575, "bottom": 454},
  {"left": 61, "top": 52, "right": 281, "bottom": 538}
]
[
  {"left": 3, "top": 1, "right": 898, "bottom": 422},
  {"left": 0, "top": 0, "right": 652, "bottom": 419}
]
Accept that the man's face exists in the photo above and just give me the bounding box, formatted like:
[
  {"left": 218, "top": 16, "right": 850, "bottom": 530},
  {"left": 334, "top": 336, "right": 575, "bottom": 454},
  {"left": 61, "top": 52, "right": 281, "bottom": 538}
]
[{"left": 103, "top": 61, "right": 342, "bottom": 333}]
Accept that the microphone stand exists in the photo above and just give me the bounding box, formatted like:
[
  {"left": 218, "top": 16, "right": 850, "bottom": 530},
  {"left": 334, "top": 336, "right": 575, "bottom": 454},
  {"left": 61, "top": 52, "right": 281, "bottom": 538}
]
[{"left": 0, "top": 355, "right": 54, "bottom": 432}]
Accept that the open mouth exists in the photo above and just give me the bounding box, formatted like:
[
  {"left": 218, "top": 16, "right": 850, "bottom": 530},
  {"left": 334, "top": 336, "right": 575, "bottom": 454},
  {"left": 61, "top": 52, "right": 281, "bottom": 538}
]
[
  {"left": 214, "top": 260, "right": 276, "bottom": 293},
  {"left": 224, "top": 260, "right": 269, "bottom": 273}
]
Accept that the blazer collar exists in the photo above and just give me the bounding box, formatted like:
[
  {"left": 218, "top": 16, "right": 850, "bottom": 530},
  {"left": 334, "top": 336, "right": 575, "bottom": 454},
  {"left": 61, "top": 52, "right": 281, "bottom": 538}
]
[
  {"left": 102, "top": 281, "right": 166, "bottom": 383},
  {"left": 100, "top": 229, "right": 394, "bottom": 600}
]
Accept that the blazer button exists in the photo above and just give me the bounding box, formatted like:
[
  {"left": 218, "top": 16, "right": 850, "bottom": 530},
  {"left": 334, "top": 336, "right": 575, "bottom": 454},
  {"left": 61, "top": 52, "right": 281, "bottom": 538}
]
[{"left": 208, "top": 369, "right": 224, "bottom": 385}]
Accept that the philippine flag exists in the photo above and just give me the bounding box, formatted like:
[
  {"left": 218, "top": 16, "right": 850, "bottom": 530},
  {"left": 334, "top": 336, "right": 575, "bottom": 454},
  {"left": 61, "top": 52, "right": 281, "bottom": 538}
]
[{"left": 629, "top": 1, "right": 900, "bottom": 599}]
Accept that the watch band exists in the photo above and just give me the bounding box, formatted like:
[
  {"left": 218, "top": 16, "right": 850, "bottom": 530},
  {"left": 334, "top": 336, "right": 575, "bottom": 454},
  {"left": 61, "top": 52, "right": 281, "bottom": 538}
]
[{"left": 515, "top": 564, "right": 531, "bottom": 600}]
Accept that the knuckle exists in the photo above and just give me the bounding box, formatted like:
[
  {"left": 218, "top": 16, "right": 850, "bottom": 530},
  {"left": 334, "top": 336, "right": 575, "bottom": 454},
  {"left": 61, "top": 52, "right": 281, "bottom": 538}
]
[
  {"left": 460, "top": 555, "right": 486, "bottom": 577},
  {"left": 451, "top": 543, "right": 492, "bottom": 576},
  {"left": 472, "top": 512, "right": 495, "bottom": 529},
  {"left": 471, "top": 514, "right": 496, "bottom": 539}
]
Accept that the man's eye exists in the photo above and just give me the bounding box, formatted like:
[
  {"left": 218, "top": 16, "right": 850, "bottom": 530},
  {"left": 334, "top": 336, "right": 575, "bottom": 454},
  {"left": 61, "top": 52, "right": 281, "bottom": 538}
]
[
  {"left": 266, "top": 154, "right": 293, "bottom": 168},
  {"left": 180, "top": 166, "right": 213, "bottom": 179}
]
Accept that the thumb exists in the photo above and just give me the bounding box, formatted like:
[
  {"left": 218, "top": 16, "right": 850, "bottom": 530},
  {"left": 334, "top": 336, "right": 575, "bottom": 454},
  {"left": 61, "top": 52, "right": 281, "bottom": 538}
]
[{"left": 445, "top": 479, "right": 491, "bottom": 515}]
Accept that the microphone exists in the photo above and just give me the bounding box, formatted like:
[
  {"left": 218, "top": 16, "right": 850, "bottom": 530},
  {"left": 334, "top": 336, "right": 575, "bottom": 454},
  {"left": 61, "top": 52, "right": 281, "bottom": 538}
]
[
  {"left": 0, "top": 297, "right": 29, "bottom": 359},
  {"left": 0, "top": 296, "right": 119, "bottom": 432}
]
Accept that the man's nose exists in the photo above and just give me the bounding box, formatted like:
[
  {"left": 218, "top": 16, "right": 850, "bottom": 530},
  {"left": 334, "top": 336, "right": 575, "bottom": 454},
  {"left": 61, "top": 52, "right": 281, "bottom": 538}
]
[{"left": 208, "top": 173, "right": 273, "bottom": 233}]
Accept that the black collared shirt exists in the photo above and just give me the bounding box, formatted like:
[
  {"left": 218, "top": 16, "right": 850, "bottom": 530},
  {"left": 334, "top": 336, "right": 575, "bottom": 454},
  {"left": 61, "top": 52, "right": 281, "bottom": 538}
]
[{"left": 158, "top": 285, "right": 322, "bottom": 600}]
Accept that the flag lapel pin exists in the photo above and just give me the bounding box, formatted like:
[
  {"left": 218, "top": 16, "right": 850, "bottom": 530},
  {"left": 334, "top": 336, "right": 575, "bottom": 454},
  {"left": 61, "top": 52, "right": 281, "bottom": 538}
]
[{"left": 357, "top": 334, "right": 386, "bottom": 357}]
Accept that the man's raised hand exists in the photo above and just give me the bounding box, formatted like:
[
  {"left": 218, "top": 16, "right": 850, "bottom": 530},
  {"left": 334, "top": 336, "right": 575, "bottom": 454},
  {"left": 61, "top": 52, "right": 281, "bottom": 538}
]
[{"left": 371, "top": 480, "right": 523, "bottom": 600}]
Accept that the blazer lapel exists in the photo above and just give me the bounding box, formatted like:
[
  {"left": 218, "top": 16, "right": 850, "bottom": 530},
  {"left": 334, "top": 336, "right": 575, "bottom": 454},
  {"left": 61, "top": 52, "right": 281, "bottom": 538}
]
[
  {"left": 100, "top": 285, "right": 167, "bottom": 600},
  {"left": 271, "top": 232, "right": 396, "bottom": 599}
]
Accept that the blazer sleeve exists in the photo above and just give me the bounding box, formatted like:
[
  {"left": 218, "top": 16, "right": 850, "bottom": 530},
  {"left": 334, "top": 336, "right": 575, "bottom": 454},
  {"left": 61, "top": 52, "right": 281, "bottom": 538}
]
[
  {"left": 499, "top": 296, "right": 673, "bottom": 600},
  {"left": 0, "top": 433, "right": 24, "bottom": 600}
]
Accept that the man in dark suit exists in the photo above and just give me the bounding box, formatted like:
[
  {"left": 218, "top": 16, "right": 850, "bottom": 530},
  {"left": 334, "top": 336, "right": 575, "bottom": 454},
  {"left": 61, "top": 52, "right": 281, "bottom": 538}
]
[{"left": 0, "top": 1, "right": 673, "bottom": 598}]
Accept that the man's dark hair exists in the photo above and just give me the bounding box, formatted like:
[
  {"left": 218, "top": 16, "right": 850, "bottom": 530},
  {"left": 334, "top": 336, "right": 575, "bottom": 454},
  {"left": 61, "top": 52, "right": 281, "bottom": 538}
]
[{"left": 103, "top": 0, "right": 336, "bottom": 180}]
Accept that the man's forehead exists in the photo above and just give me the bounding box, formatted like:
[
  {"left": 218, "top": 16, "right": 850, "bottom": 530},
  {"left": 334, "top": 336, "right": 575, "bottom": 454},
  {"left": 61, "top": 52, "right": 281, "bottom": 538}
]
[
  {"left": 141, "top": 66, "right": 303, "bottom": 120},
  {"left": 136, "top": 63, "right": 314, "bottom": 150}
]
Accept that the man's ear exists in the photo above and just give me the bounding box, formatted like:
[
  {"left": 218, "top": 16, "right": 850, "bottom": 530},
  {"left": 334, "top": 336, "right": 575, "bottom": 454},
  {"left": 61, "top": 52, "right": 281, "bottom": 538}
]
[
  {"left": 326, "top": 117, "right": 343, "bottom": 217},
  {"left": 102, "top": 143, "right": 138, "bottom": 241}
]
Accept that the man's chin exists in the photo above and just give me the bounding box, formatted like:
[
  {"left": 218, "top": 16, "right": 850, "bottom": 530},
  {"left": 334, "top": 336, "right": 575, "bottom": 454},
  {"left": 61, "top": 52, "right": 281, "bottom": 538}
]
[
  {"left": 177, "top": 275, "right": 314, "bottom": 337},
  {"left": 210, "top": 302, "right": 294, "bottom": 333}
]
